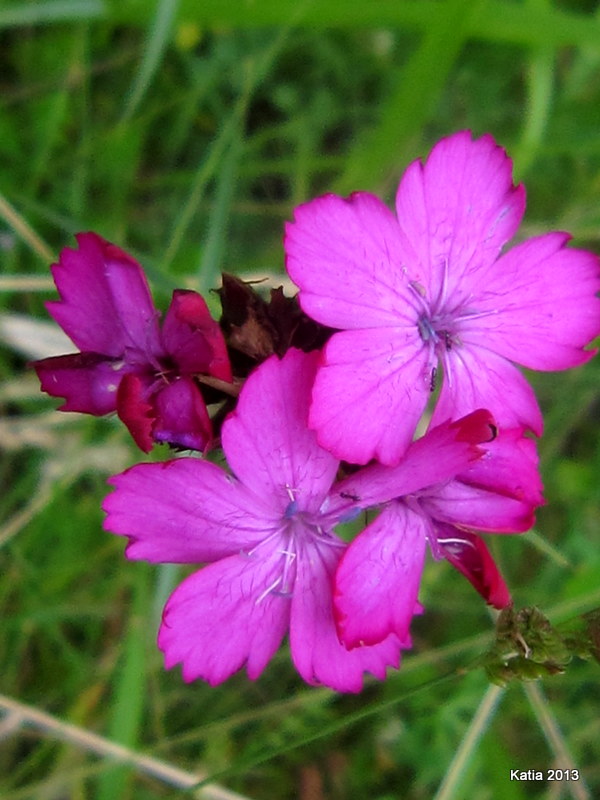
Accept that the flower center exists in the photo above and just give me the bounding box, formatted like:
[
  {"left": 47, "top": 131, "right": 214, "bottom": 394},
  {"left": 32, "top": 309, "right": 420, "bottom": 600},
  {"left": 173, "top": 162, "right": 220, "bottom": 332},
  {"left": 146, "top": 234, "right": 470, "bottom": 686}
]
[
  {"left": 417, "top": 315, "right": 457, "bottom": 353},
  {"left": 250, "top": 487, "right": 343, "bottom": 605}
]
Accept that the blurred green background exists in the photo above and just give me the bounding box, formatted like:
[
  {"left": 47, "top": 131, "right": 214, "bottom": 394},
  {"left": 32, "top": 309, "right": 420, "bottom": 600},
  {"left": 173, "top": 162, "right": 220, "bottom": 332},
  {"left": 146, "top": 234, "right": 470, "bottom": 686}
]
[{"left": 1, "top": 1, "right": 600, "bottom": 798}]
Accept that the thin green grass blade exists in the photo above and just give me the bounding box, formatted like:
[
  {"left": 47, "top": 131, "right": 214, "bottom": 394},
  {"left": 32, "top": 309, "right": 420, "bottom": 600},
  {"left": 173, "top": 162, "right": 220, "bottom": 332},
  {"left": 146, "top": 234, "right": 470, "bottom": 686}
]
[
  {"left": 197, "top": 131, "right": 243, "bottom": 291},
  {"left": 334, "top": 0, "right": 485, "bottom": 193},
  {"left": 121, "top": 0, "right": 181, "bottom": 123},
  {"left": 432, "top": 684, "right": 505, "bottom": 800},
  {"left": 96, "top": 565, "right": 152, "bottom": 800},
  {"left": 162, "top": 25, "right": 294, "bottom": 271},
  {"left": 523, "top": 683, "right": 592, "bottom": 800},
  {"left": 192, "top": 670, "right": 461, "bottom": 793},
  {"left": 108, "top": 1, "right": 600, "bottom": 50},
  {"left": 0, "top": 1, "right": 104, "bottom": 28},
  {"left": 512, "top": 0, "right": 555, "bottom": 179},
  {"left": 0, "top": 192, "right": 55, "bottom": 262}
]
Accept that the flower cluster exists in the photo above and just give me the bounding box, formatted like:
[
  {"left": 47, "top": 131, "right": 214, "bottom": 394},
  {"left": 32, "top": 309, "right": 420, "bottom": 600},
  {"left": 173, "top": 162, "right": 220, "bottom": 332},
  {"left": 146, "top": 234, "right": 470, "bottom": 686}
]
[{"left": 35, "top": 131, "right": 600, "bottom": 692}]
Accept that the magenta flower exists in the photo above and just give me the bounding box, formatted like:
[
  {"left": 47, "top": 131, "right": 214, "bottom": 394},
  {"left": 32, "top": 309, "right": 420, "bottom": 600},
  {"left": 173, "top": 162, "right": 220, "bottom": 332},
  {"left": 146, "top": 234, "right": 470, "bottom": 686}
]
[
  {"left": 285, "top": 131, "right": 600, "bottom": 465},
  {"left": 102, "top": 349, "right": 504, "bottom": 691},
  {"left": 33, "top": 233, "right": 231, "bottom": 452},
  {"left": 331, "top": 427, "right": 543, "bottom": 648}
]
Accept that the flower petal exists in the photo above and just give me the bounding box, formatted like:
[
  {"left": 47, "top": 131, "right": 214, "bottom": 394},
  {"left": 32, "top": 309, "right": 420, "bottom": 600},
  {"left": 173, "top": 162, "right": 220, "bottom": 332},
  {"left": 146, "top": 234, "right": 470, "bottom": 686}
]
[
  {"left": 162, "top": 290, "right": 232, "bottom": 381},
  {"left": 103, "top": 459, "right": 278, "bottom": 563},
  {"left": 436, "top": 525, "right": 511, "bottom": 609},
  {"left": 46, "top": 233, "right": 161, "bottom": 357},
  {"left": 116, "top": 373, "right": 155, "bottom": 453},
  {"left": 309, "top": 327, "right": 430, "bottom": 465},
  {"left": 152, "top": 377, "right": 212, "bottom": 452},
  {"left": 158, "top": 550, "right": 289, "bottom": 685},
  {"left": 33, "top": 352, "right": 125, "bottom": 415},
  {"left": 460, "top": 427, "right": 543, "bottom": 507},
  {"left": 468, "top": 233, "right": 600, "bottom": 370},
  {"left": 423, "top": 429, "right": 544, "bottom": 532},
  {"left": 334, "top": 504, "right": 427, "bottom": 649},
  {"left": 285, "top": 192, "right": 415, "bottom": 329},
  {"left": 290, "top": 540, "right": 403, "bottom": 691},
  {"left": 432, "top": 345, "right": 543, "bottom": 434},
  {"left": 330, "top": 409, "right": 494, "bottom": 511},
  {"left": 222, "top": 349, "right": 339, "bottom": 513},
  {"left": 395, "top": 131, "right": 525, "bottom": 301}
]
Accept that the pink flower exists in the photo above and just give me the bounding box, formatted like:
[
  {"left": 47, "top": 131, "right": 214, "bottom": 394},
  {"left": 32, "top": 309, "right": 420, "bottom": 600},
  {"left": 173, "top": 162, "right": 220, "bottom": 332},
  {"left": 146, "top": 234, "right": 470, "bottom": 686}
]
[
  {"left": 331, "top": 427, "right": 543, "bottom": 648},
  {"left": 285, "top": 131, "right": 600, "bottom": 465},
  {"left": 33, "top": 233, "right": 231, "bottom": 452},
  {"left": 102, "top": 349, "right": 503, "bottom": 691}
]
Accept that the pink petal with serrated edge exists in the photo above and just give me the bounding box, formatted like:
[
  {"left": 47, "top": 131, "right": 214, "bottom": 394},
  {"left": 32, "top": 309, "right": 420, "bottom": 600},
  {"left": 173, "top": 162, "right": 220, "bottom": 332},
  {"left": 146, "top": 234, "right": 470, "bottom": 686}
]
[
  {"left": 290, "top": 540, "right": 403, "bottom": 691},
  {"left": 310, "top": 327, "right": 430, "bottom": 465},
  {"left": 285, "top": 192, "right": 415, "bottom": 329},
  {"left": 432, "top": 344, "right": 543, "bottom": 435},
  {"left": 158, "top": 550, "right": 289, "bottom": 685},
  {"left": 103, "top": 459, "right": 277, "bottom": 563},
  {"left": 395, "top": 131, "right": 525, "bottom": 301},
  {"left": 47, "top": 233, "right": 161, "bottom": 357},
  {"left": 334, "top": 504, "right": 427, "bottom": 649},
  {"left": 222, "top": 349, "right": 338, "bottom": 512},
  {"left": 468, "top": 233, "right": 600, "bottom": 370}
]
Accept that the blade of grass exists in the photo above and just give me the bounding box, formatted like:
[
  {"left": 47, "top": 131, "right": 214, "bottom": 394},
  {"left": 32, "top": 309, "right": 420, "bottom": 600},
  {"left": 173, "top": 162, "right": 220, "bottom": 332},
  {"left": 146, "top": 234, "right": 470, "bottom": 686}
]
[
  {"left": 334, "top": 0, "right": 485, "bottom": 193},
  {"left": 0, "top": 0, "right": 104, "bottom": 28},
  {"left": 197, "top": 129, "right": 243, "bottom": 290},
  {"left": 512, "top": 0, "right": 554, "bottom": 178},
  {"left": 109, "top": 1, "right": 600, "bottom": 49},
  {"left": 120, "top": 0, "right": 181, "bottom": 123},
  {"left": 162, "top": 24, "right": 296, "bottom": 270},
  {"left": 0, "top": 694, "right": 253, "bottom": 800},
  {"left": 520, "top": 530, "right": 572, "bottom": 569},
  {"left": 0, "top": 193, "right": 55, "bottom": 262},
  {"left": 152, "top": 564, "right": 180, "bottom": 628},
  {"left": 96, "top": 565, "right": 151, "bottom": 800},
  {"left": 192, "top": 669, "right": 462, "bottom": 792},
  {"left": 523, "top": 682, "right": 591, "bottom": 800},
  {"left": 432, "top": 684, "right": 505, "bottom": 800}
]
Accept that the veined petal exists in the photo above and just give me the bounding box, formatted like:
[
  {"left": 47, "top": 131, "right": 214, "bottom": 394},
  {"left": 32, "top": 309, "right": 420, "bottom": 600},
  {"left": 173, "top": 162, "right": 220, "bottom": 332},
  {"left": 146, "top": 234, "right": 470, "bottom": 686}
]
[
  {"left": 162, "top": 290, "right": 232, "bottom": 381},
  {"left": 436, "top": 524, "right": 511, "bottom": 609},
  {"left": 330, "top": 409, "right": 494, "bottom": 511},
  {"left": 334, "top": 504, "right": 427, "bottom": 648},
  {"left": 468, "top": 233, "right": 600, "bottom": 369},
  {"left": 309, "top": 327, "right": 430, "bottom": 465},
  {"left": 423, "top": 429, "right": 544, "bottom": 532},
  {"left": 432, "top": 345, "right": 543, "bottom": 435},
  {"left": 152, "top": 377, "right": 212, "bottom": 452},
  {"left": 459, "top": 428, "right": 543, "bottom": 508},
  {"left": 290, "top": 540, "right": 403, "bottom": 692},
  {"left": 423, "top": 480, "right": 538, "bottom": 533},
  {"left": 222, "top": 349, "right": 339, "bottom": 513},
  {"left": 158, "top": 550, "right": 289, "bottom": 685},
  {"left": 395, "top": 131, "right": 525, "bottom": 302},
  {"left": 103, "top": 459, "right": 279, "bottom": 563},
  {"left": 33, "top": 352, "right": 125, "bottom": 415},
  {"left": 46, "top": 233, "right": 161, "bottom": 357},
  {"left": 285, "top": 192, "right": 415, "bottom": 329}
]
